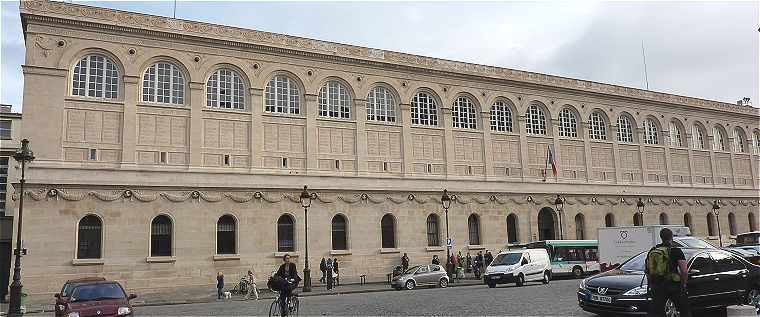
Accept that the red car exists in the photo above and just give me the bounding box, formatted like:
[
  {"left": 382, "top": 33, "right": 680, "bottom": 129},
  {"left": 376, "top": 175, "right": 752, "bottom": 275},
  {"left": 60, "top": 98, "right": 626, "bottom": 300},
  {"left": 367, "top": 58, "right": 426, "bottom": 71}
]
[
  {"left": 55, "top": 277, "right": 106, "bottom": 317},
  {"left": 57, "top": 280, "right": 136, "bottom": 317}
]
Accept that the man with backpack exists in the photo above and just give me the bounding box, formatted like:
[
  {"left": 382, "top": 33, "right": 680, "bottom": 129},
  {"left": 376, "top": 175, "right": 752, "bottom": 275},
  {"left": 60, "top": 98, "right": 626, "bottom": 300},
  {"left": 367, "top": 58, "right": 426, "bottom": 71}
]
[{"left": 645, "top": 228, "right": 691, "bottom": 317}]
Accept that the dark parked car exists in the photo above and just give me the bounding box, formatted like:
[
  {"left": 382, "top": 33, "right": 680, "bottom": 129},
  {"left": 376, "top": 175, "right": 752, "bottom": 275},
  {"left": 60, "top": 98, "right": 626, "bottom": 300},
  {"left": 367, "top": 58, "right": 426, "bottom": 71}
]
[
  {"left": 578, "top": 248, "right": 760, "bottom": 316},
  {"left": 724, "top": 247, "right": 760, "bottom": 266},
  {"left": 59, "top": 281, "right": 136, "bottom": 317},
  {"left": 55, "top": 277, "right": 106, "bottom": 317}
]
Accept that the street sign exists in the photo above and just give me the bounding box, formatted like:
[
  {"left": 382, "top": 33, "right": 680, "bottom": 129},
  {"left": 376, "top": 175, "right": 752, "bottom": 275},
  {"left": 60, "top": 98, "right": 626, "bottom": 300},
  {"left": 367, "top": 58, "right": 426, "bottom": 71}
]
[{"left": 446, "top": 238, "right": 453, "bottom": 247}]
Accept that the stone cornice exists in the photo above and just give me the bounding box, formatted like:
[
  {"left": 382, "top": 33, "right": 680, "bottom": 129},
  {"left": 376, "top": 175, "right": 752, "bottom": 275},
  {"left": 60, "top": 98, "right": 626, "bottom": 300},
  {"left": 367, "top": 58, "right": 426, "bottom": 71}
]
[{"left": 19, "top": 0, "right": 759, "bottom": 117}]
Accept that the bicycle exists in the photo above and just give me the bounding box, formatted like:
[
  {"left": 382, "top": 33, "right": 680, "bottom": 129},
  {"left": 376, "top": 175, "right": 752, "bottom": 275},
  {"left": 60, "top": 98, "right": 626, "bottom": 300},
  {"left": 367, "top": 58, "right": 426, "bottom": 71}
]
[
  {"left": 268, "top": 290, "right": 299, "bottom": 317},
  {"left": 230, "top": 277, "right": 250, "bottom": 296}
]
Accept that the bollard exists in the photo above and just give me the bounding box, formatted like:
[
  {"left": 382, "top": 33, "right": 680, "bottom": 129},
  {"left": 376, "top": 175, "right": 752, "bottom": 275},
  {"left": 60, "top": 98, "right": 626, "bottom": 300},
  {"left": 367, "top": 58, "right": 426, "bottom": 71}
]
[{"left": 726, "top": 305, "right": 756, "bottom": 317}]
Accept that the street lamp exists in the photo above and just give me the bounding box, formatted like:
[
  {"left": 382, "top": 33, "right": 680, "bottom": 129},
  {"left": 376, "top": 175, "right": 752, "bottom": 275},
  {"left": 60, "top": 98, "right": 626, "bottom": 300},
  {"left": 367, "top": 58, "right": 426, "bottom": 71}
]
[
  {"left": 440, "top": 189, "right": 452, "bottom": 277},
  {"left": 712, "top": 200, "right": 722, "bottom": 247},
  {"left": 554, "top": 195, "right": 565, "bottom": 240},
  {"left": 299, "top": 185, "right": 316, "bottom": 292},
  {"left": 635, "top": 198, "right": 646, "bottom": 225},
  {"left": 8, "top": 139, "right": 34, "bottom": 317}
]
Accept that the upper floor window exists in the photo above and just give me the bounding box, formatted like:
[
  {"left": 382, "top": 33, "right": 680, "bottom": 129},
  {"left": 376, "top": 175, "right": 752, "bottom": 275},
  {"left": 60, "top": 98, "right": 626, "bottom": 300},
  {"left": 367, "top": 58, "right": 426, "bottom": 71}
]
[
  {"left": 72, "top": 54, "right": 119, "bottom": 99},
  {"left": 713, "top": 126, "right": 727, "bottom": 151},
  {"left": 525, "top": 104, "right": 547, "bottom": 135},
  {"left": 265, "top": 75, "right": 300, "bottom": 114},
  {"left": 319, "top": 81, "right": 351, "bottom": 119},
  {"left": 142, "top": 62, "right": 184, "bottom": 105},
  {"left": 692, "top": 124, "right": 706, "bottom": 150},
  {"left": 366, "top": 86, "right": 396, "bottom": 123},
  {"left": 588, "top": 112, "right": 607, "bottom": 141},
  {"left": 490, "top": 101, "right": 513, "bottom": 132},
  {"left": 452, "top": 96, "right": 477, "bottom": 129},
  {"left": 617, "top": 115, "right": 634, "bottom": 143},
  {"left": 557, "top": 108, "right": 578, "bottom": 138},
  {"left": 411, "top": 92, "right": 438, "bottom": 126},
  {"left": 207, "top": 69, "right": 244, "bottom": 110},
  {"left": 643, "top": 118, "right": 659, "bottom": 145},
  {"left": 734, "top": 128, "right": 747, "bottom": 153},
  {"left": 0, "top": 120, "right": 10, "bottom": 140},
  {"left": 669, "top": 121, "right": 683, "bottom": 148}
]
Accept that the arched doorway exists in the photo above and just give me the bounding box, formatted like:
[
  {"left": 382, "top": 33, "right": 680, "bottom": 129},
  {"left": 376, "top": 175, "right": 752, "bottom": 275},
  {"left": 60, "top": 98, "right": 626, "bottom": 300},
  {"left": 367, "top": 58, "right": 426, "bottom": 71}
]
[{"left": 538, "top": 207, "right": 557, "bottom": 240}]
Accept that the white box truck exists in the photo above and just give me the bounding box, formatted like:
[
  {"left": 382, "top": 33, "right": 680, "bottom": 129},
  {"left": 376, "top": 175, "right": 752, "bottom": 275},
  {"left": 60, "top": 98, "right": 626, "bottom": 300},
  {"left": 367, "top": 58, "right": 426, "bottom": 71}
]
[{"left": 598, "top": 225, "right": 691, "bottom": 271}]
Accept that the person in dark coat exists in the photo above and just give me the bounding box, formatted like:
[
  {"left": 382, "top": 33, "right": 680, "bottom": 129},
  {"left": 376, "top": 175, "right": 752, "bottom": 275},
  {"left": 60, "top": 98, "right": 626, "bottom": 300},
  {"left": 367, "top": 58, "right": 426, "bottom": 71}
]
[
  {"left": 326, "top": 258, "right": 334, "bottom": 290},
  {"left": 319, "top": 258, "right": 327, "bottom": 283},
  {"left": 485, "top": 251, "right": 494, "bottom": 267},
  {"left": 401, "top": 253, "right": 410, "bottom": 270},
  {"left": 431, "top": 255, "right": 440, "bottom": 265},
  {"left": 216, "top": 272, "right": 224, "bottom": 300},
  {"left": 274, "top": 254, "right": 301, "bottom": 313},
  {"left": 333, "top": 259, "right": 340, "bottom": 286},
  {"left": 465, "top": 252, "right": 473, "bottom": 273}
]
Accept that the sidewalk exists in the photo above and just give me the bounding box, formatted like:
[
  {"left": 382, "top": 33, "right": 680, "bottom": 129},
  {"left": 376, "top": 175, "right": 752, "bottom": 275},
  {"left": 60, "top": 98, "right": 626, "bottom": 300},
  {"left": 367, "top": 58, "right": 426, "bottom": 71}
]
[{"left": 0, "top": 277, "right": 483, "bottom": 314}]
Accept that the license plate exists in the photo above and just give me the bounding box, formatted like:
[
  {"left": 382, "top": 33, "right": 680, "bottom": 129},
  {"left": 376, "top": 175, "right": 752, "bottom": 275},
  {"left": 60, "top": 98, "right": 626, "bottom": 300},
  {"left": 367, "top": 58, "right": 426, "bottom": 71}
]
[{"left": 590, "top": 294, "right": 612, "bottom": 303}]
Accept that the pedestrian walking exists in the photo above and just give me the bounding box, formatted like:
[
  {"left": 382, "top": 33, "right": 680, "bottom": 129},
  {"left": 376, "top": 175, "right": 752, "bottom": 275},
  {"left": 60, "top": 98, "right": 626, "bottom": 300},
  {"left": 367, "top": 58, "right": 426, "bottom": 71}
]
[
  {"left": 466, "top": 252, "right": 473, "bottom": 273},
  {"left": 485, "top": 251, "right": 494, "bottom": 267},
  {"left": 326, "top": 258, "right": 334, "bottom": 290},
  {"left": 319, "top": 258, "right": 327, "bottom": 283},
  {"left": 401, "top": 253, "right": 410, "bottom": 270},
  {"left": 333, "top": 259, "right": 340, "bottom": 286},
  {"left": 216, "top": 271, "right": 224, "bottom": 300},
  {"left": 432, "top": 255, "right": 440, "bottom": 265},
  {"left": 646, "top": 228, "right": 691, "bottom": 317},
  {"left": 246, "top": 270, "right": 259, "bottom": 300}
]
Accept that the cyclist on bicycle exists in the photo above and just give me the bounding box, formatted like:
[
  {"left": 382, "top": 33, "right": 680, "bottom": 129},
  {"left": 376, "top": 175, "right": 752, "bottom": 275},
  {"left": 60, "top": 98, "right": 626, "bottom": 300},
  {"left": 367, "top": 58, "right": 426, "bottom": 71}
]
[{"left": 273, "top": 253, "right": 301, "bottom": 315}]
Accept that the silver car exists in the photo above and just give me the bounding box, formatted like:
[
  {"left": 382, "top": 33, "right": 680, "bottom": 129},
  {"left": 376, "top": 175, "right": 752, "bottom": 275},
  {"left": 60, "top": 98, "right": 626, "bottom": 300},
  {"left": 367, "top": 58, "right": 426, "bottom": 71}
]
[{"left": 391, "top": 264, "right": 449, "bottom": 290}]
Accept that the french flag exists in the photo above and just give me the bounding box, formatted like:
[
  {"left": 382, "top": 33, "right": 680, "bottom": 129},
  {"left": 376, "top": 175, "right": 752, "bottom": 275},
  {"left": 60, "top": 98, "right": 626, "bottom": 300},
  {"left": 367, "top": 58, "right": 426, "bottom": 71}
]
[{"left": 547, "top": 145, "right": 557, "bottom": 177}]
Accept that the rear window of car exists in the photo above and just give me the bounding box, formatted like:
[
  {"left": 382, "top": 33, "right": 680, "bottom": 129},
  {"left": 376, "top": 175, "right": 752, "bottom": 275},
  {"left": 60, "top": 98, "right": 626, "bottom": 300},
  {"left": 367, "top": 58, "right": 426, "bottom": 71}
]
[{"left": 70, "top": 283, "right": 126, "bottom": 302}]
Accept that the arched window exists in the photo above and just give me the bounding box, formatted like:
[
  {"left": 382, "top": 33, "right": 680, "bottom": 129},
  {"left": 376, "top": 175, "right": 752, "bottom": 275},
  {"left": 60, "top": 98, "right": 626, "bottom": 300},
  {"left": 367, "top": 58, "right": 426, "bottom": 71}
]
[
  {"left": 452, "top": 96, "right": 477, "bottom": 129},
  {"left": 692, "top": 124, "right": 706, "bottom": 150},
  {"left": 265, "top": 75, "right": 300, "bottom": 114},
  {"left": 367, "top": 86, "right": 396, "bottom": 122},
  {"left": 142, "top": 62, "right": 184, "bottom": 104},
  {"left": 331, "top": 214, "right": 348, "bottom": 250},
  {"left": 684, "top": 213, "right": 694, "bottom": 234},
  {"left": 72, "top": 54, "right": 119, "bottom": 99},
  {"left": 728, "top": 213, "right": 737, "bottom": 236},
  {"left": 411, "top": 92, "right": 438, "bottom": 126},
  {"left": 506, "top": 214, "right": 519, "bottom": 243},
  {"left": 319, "top": 81, "right": 351, "bottom": 119},
  {"left": 575, "top": 214, "right": 585, "bottom": 240},
  {"left": 604, "top": 213, "right": 615, "bottom": 227},
  {"left": 617, "top": 115, "right": 634, "bottom": 143},
  {"left": 633, "top": 213, "right": 643, "bottom": 226},
  {"left": 381, "top": 214, "right": 396, "bottom": 248},
  {"left": 207, "top": 68, "right": 244, "bottom": 109},
  {"left": 659, "top": 213, "right": 669, "bottom": 225},
  {"left": 558, "top": 108, "right": 578, "bottom": 138},
  {"left": 713, "top": 126, "right": 727, "bottom": 151},
  {"left": 468, "top": 214, "right": 481, "bottom": 245},
  {"left": 753, "top": 132, "right": 760, "bottom": 155},
  {"left": 426, "top": 214, "right": 440, "bottom": 246},
  {"left": 643, "top": 118, "right": 659, "bottom": 145},
  {"left": 150, "top": 215, "right": 173, "bottom": 257},
  {"left": 77, "top": 215, "right": 102, "bottom": 259},
  {"left": 490, "top": 101, "right": 513, "bottom": 132},
  {"left": 525, "top": 104, "right": 547, "bottom": 135},
  {"left": 707, "top": 213, "right": 717, "bottom": 236},
  {"left": 216, "top": 215, "right": 236, "bottom": 254},
  {"left": 734, "top": 128, "right": 747, "bottom": 153},
  {"left": 669, "top": 121, "right": 684, "bottom": 148},
  {"left": 750, "top": 213, "right": 758, "bottom": 231},
  {"left": 277, "top": 215, "right": 295, "bottom": 252},
  {"left": 589, "top": 112, "right": 607, "bottom": 141}
]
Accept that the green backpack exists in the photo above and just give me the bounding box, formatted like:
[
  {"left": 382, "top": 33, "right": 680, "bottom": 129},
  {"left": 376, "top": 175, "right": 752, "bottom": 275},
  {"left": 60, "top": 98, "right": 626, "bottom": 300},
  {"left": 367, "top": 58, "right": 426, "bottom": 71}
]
[{"left": 645, "top": 246, "right": 680, "bottom": 282}]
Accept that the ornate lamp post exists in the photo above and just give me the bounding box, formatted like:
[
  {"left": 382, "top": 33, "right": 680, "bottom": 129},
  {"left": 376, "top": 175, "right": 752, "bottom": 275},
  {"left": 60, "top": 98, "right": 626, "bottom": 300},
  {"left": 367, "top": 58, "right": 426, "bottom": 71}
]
[
  {"left": 8, "top": 139, "right": 34, "bottom": 317},
  {"left": 712, "top": 200, "right": 722, "bottom": 247},
  {"left": 635, "top": 198, "right": 646, "bottom": 225},
  {"left": 554, "top": 195, "right": 565, "bottom": 240},
  {"left": 440, "top": 189, "right": 452, "bottom": 277},
  {"left": 299, "top": 185, "right": 316, "bottom": 292}
]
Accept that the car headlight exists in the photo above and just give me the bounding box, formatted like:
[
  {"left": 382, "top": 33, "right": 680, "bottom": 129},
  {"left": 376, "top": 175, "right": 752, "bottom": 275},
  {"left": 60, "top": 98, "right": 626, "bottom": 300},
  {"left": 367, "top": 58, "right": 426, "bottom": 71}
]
[
  {"left": 622, "top": 285, "right": 648, "bottom": 296},
  {"left": 67, "top": 312, "right": 80, "bottom": 317},
  {"left": 579, "top": 278, "right": 586, "bottom": 290},
  {"left": 118, "top": 306, "right": 132, "bottom": 316}
]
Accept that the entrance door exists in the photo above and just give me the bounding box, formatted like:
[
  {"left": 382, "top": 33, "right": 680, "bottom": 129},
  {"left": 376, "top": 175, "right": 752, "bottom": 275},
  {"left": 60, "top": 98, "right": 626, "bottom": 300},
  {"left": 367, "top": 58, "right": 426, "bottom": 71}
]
[{"left": 538, "top": 207, "right": 556, "bottom": 240}]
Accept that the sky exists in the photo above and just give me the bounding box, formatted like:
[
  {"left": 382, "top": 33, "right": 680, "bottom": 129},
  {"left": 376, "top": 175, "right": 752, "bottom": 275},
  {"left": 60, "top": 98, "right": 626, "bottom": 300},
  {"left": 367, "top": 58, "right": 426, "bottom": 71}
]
[{"left": 1, "top": 1, "right": 758, "bottom": 113}]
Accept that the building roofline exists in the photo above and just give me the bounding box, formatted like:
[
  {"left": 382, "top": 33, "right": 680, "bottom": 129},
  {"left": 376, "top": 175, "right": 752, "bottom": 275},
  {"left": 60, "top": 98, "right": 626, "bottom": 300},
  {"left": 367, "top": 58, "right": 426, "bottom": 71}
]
[{"left": 19, "top": 0, "right": 759, "bottom": 117}]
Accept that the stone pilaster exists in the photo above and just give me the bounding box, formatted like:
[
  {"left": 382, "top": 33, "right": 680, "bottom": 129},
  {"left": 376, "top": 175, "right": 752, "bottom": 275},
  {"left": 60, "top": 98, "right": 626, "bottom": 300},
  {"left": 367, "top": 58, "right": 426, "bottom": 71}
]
[
  {"left": 249, "top": 88, "right": 264, "bottom": 170},
  {"left": 354, "top": 99, "right": 368, "bottom": 175},
  {"left": 441, "top": 106, "right": 454, "bottom": 177},
  {"left": 400, "top": 103, "right": 414, "bottom": 175},
  {"left": 120, "top": 75, "right": 139, "bottom": 165},
  {"left": 305, "top": 94, "right": 319, "bottom": 172},
  {"left": 188, "top": 81, "right": 204, "bottom": 167},
  {"left": 480, "top": 111, "right": 494, "bottom": 179}
]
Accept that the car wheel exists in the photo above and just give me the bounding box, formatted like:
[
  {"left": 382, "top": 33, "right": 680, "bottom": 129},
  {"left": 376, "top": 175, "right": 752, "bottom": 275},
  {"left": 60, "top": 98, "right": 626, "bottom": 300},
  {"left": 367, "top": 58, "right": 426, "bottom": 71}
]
[
  {"left": 572, "top": 266, "right": 584, "bottom": 279},
  {"left": 516, "top": 274, "right": 525, "bottom": 287},
  {"left": 439, "top": 278, "right": 448, "bottom": 288},
  {"left": 487, "top": 282, "right": 496, "bottom": 288},
  {"left": 405, "top": 280, "right": 416, "bottom": 290},
  {"left": 664, "top": 298, "right": 680, "bottom": 317},
  {"left": 746, "top": 289, "right": 760, "bottom": 313},
  {"left": 542, "top": 271, "right": 550, "bottom": 284}
]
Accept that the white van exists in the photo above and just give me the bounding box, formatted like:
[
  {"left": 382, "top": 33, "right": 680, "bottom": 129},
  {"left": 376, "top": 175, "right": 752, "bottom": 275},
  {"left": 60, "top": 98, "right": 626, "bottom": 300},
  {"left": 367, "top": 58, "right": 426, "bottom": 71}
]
[{"left": 483, "top": 248, "right": 551, "bottom": 288}]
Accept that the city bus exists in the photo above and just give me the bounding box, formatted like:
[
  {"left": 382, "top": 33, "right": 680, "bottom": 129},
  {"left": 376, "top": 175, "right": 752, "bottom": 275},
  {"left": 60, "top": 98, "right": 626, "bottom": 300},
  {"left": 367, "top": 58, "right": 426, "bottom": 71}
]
[{"left": 523, "top": 240, "right": 599, "bottom": 278}]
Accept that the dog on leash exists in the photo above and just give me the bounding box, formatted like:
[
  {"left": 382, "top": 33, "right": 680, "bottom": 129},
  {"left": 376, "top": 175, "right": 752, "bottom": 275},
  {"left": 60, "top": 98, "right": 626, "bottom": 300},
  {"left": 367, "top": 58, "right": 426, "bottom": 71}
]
[{"left": 223, "top": 291, "right": 232, "bottom": 299}]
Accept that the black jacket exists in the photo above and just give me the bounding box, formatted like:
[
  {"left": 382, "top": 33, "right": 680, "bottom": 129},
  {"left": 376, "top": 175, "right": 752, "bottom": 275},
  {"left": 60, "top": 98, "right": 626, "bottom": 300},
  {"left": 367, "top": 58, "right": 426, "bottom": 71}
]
[{"left": 275, "top": 262, "right": 302, "bottom": 284}]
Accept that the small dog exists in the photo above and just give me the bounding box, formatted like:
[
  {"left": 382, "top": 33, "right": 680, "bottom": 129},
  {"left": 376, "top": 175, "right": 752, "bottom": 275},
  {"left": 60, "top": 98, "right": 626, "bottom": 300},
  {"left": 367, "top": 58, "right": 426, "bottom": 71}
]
[{"left": 223, "top": 291, "right": 232, "bottom": 299}]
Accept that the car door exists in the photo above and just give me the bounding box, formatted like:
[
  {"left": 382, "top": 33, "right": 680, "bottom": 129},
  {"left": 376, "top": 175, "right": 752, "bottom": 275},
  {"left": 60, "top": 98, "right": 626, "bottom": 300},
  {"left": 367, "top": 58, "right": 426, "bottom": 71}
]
[
  {"left": 430, "top": 264, "right": 444, "bottom": 282},
  {"left": 687, "top": 252, "right": 720, "bottom": 308},
  {"left": 415, "top": 265, "right": 431, "bottom": 285},
  {"left": 709, "top": 251, "right": 749, "bottom": 304}
]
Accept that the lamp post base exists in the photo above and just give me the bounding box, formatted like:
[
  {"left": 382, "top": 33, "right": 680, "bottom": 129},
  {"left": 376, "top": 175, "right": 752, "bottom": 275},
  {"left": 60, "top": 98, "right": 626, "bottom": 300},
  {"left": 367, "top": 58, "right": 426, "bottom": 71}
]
[
  {"left": 7, "top": 279, "right": 22, "bottom": 317},
  {"left": 302, "top": 267, "right": 311, "bottom": 292}
]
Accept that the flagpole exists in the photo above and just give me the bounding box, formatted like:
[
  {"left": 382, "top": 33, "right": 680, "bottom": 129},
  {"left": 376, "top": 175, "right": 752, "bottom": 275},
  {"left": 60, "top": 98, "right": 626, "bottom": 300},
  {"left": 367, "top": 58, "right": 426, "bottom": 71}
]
[{"left": 543, "top": 145, "right": 549, "bottom": 182}]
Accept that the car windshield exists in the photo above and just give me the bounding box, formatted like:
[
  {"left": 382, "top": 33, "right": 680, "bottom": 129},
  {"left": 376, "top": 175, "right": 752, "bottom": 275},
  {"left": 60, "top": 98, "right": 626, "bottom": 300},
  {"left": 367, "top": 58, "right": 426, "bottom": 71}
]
[
  {"left": 70, "top": 284, "right": 125, "bottom": 302},
  {"left": 61, "top": 284, "right": 74, "bottom": 297},
  {"left": 676, "top": 237, "right": 714, "bottom": 249},
  {"left": 619, "top": 252, "right": 647, "bottom": 272},
  {"left": 403, "top": 266, "right": 420, "bottom": 275},
  {"left": 492, "top": 253, "right": 522, "bottom": 266}
]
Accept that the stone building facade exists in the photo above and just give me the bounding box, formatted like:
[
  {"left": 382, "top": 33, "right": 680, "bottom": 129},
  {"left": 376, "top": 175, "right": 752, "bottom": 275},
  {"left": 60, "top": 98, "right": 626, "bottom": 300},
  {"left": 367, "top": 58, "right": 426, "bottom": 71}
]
[
  {"left": 0, "top": 104, "right": 22, "bottom": 299},
  {"left": 15, "top": 0, "right": 760, "bottom": 294}
]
